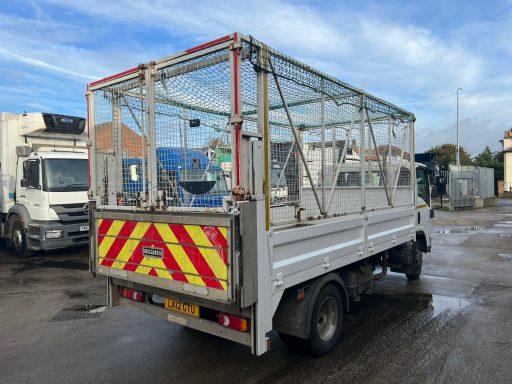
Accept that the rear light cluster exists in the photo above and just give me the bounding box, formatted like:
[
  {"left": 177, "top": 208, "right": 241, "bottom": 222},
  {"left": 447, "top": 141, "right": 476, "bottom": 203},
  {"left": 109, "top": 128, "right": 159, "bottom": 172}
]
[
  {"left": 217, "top": 313, "right": 249, "bottom": 332},
  {"left": 119, "top": 287, "right": 143, "bottom": 302},
  {"left": 120, "top": 288, "right": 249, "bottom": 333}
]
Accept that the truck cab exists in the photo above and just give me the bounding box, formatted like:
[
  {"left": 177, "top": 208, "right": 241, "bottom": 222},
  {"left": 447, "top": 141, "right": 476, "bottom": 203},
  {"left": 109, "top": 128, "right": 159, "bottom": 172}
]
[{"left": 0, "top": 112, "right": 89, "bottom": 257}]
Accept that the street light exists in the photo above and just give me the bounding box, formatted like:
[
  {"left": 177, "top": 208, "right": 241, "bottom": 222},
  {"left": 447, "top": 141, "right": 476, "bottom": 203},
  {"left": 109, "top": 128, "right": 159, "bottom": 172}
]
[{"left": 456, "top": 87, "right": 463, "bottom": 168}]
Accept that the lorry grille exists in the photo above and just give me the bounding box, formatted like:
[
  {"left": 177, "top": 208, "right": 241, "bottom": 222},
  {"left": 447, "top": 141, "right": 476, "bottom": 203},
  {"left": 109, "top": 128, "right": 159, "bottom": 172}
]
[{"left": 51, "top": 204, "right": 88, "bottom": 223}]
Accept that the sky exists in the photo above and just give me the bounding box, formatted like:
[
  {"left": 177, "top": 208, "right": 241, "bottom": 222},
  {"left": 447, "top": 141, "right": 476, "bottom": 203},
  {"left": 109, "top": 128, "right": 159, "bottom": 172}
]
[{"left": 0, "top": 0, "right": 511, "bottom": 156}]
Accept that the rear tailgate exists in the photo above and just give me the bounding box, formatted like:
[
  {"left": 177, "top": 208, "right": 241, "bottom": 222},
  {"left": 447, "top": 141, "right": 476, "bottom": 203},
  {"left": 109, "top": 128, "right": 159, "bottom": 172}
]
[{"left": 94, "top": 212, "right": 233, "bottom": 302}]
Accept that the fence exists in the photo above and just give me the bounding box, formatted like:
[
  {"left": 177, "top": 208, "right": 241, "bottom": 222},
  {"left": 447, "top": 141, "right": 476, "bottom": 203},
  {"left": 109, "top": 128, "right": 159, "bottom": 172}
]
[
  {"left": 88, "top": 33, "right": 416, "bottom": 227},
  {"left": 448, "top": 165, "right": 495, "bottom": 210}
]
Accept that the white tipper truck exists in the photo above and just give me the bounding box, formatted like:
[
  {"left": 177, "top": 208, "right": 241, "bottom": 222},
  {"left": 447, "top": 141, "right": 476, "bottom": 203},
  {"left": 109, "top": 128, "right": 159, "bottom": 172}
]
[
  {"left": 0, "top": 112, "right": 89, "bottom": 258},
  {"left": 87, "top": 33, "right": 433, "bottom": 356}
]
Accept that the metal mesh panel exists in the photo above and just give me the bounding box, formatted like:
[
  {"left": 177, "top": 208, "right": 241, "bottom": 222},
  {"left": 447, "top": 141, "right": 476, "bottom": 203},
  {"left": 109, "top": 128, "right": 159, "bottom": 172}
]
[
  {"left": 239, "top": 43, "right": 413, "bottom": 226},
  {"left": 153, "top": 48, "right": 232, "bottom": 208},
  {"left": 93, "top": 48, "right": 233, "bottom": 210},
  {"left": 93, "top": 77, "right": 149, "bottom": 207}
]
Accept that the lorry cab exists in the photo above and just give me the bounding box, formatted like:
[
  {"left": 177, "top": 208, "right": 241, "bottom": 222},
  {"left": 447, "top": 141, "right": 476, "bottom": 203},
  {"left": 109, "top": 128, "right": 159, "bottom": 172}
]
[
  {"left": 10, "top": 149, "right": 89, "bottom": 257},
  {"left": 0, "top": 112, "right": 89, "bottom": 258}
]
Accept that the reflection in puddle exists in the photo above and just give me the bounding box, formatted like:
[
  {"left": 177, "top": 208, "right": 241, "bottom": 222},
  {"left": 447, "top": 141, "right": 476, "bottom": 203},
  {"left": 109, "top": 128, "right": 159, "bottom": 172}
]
[
  {"left": 431, "top": 294, "right": 470, "bottom": 317},
  {"left": 498, "top": 254, "right": 512, "bottom": 261},
  {"left": 434, "top": 226, "right": 480, "bottom": 234}
]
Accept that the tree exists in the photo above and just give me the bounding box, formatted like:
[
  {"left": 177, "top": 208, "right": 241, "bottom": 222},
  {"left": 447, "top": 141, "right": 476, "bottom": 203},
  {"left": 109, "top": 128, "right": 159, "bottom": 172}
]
[
  {"left": 474, "top": 146, "right": 504, "bottom": 180},
  {"left": 426, "top": 144, "right": 472, "bottom": 171}
]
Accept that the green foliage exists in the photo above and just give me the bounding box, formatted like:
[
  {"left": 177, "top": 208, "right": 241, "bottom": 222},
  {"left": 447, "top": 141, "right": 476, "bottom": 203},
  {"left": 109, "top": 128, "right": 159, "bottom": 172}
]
[
  {"left": 474, "top": 145, "right": 504, "bottom": 180},
  {"left": 426, "top": 143, "right": 472, "bottom": 171}
]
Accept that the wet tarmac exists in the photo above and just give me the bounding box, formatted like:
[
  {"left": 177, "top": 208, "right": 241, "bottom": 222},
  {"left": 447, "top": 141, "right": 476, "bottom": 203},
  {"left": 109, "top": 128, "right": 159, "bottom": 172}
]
[{"left": 1, "top": 201, "right": 511, "bottom": 384}]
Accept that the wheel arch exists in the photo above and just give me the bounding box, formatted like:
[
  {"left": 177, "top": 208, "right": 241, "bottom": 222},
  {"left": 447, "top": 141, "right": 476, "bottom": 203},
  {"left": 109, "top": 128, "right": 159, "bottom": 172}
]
[
  {"left": 416, "top": 231, "right": 428, "bottom": 253},
  {"left": 6, "top": 204, "right": 32, "bottom": 235},
  {"left": 273, "top": 272, "right": 349, "bottom": 339}
]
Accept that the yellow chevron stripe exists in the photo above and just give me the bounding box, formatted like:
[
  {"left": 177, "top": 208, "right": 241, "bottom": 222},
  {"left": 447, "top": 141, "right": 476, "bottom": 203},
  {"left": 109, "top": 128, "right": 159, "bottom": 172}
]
[
  {"left": 154, "top": 223, "right": 206, "bottom": 287},
  {"left": 184, "top": 225, "right": 227, "bottom": 290},
  {"left": 98, "top": 218, "right": 103, "bottom": 228},
  {"left": 98, "top": 220, "right": 126, "bottom": 257},
  {"left": 111, "top": 222, "right": 151, "bottom": 270},
  {"left": 219, "top": 226, "right": 227, "bottom": 240}
]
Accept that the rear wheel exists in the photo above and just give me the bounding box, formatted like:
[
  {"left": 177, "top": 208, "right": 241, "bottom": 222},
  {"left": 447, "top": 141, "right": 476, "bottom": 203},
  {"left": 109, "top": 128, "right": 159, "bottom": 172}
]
[
  {"left": 406, "top": 244, "right": 423, "bottom": 280},
  {"left": 10, "top": 218, "right": 33, "bottom": 258},
  {"left": 307, "top": 284, "right": 343, "bottom": 356}
]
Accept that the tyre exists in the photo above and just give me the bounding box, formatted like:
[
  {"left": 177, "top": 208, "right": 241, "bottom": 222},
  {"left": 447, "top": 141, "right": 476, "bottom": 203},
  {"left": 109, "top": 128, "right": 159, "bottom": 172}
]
[
  {"left": 307, "top": 283, "right": 343, "bottom": 356},
  {"left": 406, "top": 244, "right": 423, "bottom": 280},
  {"left": 10, "top": 218, "right": 33, "bottom": 258}
]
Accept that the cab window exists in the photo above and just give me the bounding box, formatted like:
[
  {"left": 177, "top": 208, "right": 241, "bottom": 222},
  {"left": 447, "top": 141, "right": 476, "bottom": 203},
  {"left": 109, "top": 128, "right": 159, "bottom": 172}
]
[
  {"left": 416, "top": 167, "right": 430, "bottom": 206},
  {"left": 23, "top": 160, "right": 40, "bottom": 189}
]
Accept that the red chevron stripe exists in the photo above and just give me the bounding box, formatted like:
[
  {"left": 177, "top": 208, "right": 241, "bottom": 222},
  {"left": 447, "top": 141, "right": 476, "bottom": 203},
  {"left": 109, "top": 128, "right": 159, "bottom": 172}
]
[
  {"left": 97, "top": 219, "right": 113, "bottom": 246},
  {"left": 101, "top": 221, "right": 138, "bottom": 267},
  {"left": 125, "top": 224, "right": 188, "bottom": 282},
  {"left": 169, "top": 224, "right": 224, "bottom": 290},
  {"left": 201, "top": 226, "right": 228, "bottom": 264}
]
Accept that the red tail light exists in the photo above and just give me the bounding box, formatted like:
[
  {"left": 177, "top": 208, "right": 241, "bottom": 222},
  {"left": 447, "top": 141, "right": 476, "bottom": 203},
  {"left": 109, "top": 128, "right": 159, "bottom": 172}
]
[
  {"left": 217, "top": 313, "right": 249, "bottom": 332},
  {"left": 119, "top": 287, "right": 143, "bottom": 302}
]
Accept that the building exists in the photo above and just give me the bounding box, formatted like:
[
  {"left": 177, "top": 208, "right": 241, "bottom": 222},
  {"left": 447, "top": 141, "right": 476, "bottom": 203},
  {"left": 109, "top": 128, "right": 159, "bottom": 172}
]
[{"left": 502, "top": 128, "right": 512, "bottom": 192}]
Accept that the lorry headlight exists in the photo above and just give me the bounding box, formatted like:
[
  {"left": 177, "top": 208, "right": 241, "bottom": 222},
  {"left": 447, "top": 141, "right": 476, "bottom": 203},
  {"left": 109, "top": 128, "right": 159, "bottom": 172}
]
[{"left": 45, "top": 230, "right": 63, "bottom": 239}]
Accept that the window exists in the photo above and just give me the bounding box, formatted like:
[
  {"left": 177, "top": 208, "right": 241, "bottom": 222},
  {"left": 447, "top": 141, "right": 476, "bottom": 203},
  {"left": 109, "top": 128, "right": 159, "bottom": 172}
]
[
  {"left": 23, "top": 160, "right": 40, "bottom": 189},
  {"left": 43, "top": 159, "right": 88, "bottom": 192},
  {"left": 416, "top": 166, "right": 430, "bottom": 206}
]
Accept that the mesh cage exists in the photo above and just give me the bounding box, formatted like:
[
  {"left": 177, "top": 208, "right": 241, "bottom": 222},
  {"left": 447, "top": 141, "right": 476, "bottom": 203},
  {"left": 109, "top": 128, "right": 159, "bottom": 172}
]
[
  {"left": 91, "top": 47, "right": 234, "bottom": 210},
  {"left": 240, "top": 38, "right": 414, "bottom": 226},
  {"left": 153, "top": 48, "right": 232, "bottom": 208},
  {"left": 90, "top": 33, "right": 414, "bottom": 221},
  {"left": 93, "top": 77, "right": 149, "bottom": 207}
]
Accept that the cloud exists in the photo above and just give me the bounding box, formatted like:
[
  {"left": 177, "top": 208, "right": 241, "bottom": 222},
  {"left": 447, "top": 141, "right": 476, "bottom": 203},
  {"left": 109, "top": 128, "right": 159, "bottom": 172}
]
[
  {"left": 0, "top": 47, "right": 96, "bottom": 80},
  {"left": 1, "top": 0, "right": 511, "bottom": 155}
]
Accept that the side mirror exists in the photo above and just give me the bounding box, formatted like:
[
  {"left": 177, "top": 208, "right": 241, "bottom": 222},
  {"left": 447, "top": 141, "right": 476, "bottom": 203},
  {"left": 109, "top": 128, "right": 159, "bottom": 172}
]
[{"left": 430, "top": 209, "right": 435, "bottom": 219}]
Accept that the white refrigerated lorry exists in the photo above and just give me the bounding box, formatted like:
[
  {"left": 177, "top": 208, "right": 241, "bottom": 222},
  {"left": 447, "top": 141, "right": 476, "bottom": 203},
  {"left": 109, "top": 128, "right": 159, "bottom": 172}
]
[
  {"left": 88, "top": 33, "right": 432, "bottom": 356},
  {"left": 0, "top": 112, "right": 89, "bottom": 257}
]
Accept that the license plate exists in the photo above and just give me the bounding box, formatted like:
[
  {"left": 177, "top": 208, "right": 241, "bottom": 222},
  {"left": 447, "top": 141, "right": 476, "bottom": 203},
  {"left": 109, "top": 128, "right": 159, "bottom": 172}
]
[
  {"left": 165, "top": 298, "right": 199, "bottom": 317},
  {"left": 80, "top": 225, "right": 89, "bottom": 231}
]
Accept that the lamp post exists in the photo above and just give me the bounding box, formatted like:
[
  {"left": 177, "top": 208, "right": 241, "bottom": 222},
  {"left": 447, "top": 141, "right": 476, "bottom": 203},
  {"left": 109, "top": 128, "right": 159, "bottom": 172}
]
[{"left": 456, "top": 87, "right": 463, "bottom": 168}]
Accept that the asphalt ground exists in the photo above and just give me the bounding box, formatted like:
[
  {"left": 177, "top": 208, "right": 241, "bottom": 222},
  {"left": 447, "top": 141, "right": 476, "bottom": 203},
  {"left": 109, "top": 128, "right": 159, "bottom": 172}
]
[{"left": 1, "top": 200, "right": 511, "bottom": 384}]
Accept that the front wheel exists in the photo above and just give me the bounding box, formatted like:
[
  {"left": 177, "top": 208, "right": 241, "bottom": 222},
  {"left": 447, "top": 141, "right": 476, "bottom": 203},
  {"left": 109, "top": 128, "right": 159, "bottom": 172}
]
[
  {"left": 307, "top": 284, "right": 343, "bottom": 356},
  {"left": 10, "top": 219, "right": 33, "bottom": 258},
  {"left": 406, "top": 244, "right": 423, "bottom": 280}
]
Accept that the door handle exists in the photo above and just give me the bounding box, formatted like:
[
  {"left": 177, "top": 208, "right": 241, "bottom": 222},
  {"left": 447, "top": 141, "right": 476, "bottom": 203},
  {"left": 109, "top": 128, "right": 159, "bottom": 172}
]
[{"left": 20, "top": 194, "right": 26, "bottom": 198}]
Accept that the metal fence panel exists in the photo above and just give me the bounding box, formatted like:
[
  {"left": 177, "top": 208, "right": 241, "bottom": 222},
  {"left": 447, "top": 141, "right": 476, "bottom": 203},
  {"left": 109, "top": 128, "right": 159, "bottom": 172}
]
[{"left": 448, "top": 165, "right": 494, "bottom": 209}]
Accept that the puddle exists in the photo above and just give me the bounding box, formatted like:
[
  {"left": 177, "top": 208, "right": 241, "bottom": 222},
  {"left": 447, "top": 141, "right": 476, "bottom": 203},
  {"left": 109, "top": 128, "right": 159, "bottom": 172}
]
[
  {"left": 431, "top": 294, "right": 470, "bottom": 317},
  {"left": 12, "top": 259, "right": 88, "bottom": 273},
  {"left": 498, "top": 254, "right": 512, "bottom": 261},
  {"left": 493, "top": 223, "right": 512, "bottom": 228},
  {"left": 498, "top": 234, "right": 512, "bottom": 238},
  {"left": 434, "top": 226, "right": 480, "bottom": 234}
]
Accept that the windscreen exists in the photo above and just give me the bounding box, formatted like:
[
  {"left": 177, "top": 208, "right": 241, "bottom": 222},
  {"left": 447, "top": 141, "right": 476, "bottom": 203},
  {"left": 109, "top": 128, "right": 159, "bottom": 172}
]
[{"left": 43, "top": 159, "right": 88, "bottom": 192}]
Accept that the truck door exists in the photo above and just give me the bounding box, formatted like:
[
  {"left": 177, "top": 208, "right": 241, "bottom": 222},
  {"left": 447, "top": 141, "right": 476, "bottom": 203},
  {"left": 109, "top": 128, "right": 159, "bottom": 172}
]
[
  {"left": 416, "top": 166, "right": 432, "bottom": 246},
  {"left": 18, "top": 159, "right": 45, "bottom": 217}
]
